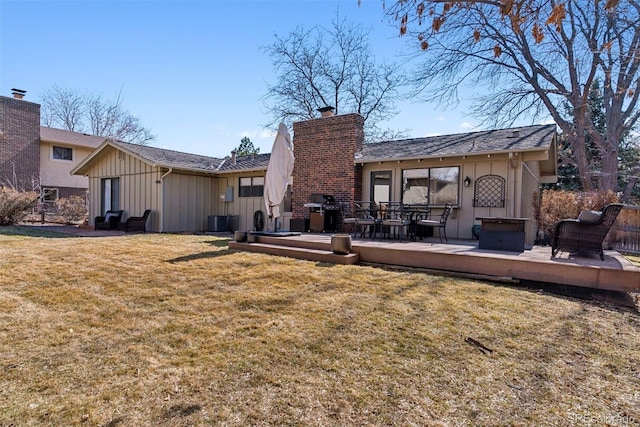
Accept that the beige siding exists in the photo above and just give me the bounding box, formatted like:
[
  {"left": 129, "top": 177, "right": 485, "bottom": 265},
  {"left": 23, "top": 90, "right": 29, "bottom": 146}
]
[
  {"left": 40, "top": 141, "right": 94, "bottom": 189},
  {"left": 360, "top": 155, "right": 529, "bottom": 240},
  {"left": 216, "top": 173, "right": 268, "bottom": 231},
  {"left": 521, "top": 161, "right": 541, "bottom": 244},
  {"left": 85, "top": 147, "right": 162, "bottom": 231},
  {"left": 163, "top": 173, "right": 217, "bottom": 232}
]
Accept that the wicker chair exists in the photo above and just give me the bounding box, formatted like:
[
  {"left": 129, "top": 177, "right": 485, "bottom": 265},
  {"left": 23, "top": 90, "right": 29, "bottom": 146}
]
[
  {"left": 94, "top": 210, "right": 123, "bottom": 230},
  {"left": 123, "top": 209, "right": 151, "bottom": 233},
  {"left": 551, "top": 203, "right": 623, "bottom": 261}
]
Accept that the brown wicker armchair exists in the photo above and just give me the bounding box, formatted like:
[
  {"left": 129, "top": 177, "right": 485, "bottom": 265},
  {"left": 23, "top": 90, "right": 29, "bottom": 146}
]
[{"left": 551, "top": 203, "right": 623, "bottom": 261}]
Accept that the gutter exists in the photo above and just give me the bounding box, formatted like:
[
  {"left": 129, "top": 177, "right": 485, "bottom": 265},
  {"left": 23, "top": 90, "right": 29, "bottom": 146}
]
[{"left": 159, "top": 168, "right": 172, "bottom": 232}]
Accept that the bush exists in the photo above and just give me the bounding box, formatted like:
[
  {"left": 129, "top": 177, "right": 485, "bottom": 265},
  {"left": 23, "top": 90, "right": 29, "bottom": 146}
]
[
  {"left": 533, "top": 189, "right": 620, "bottom": 243},
  {"left": 0, "top": 187, "right": 39, "bottom": 226},
  {"left": 55, "top": 195, "right": 88, "bottom": 225}
]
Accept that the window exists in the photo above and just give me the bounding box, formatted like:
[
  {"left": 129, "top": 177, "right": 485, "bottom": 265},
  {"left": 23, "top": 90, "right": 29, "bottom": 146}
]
[
  {"left": 101, "top": 178, "right": 120, "bottom": 213},
  {"left": 42, "top": 188, "right": 58, "bottom": 202},
  {"left": 53, "top": 146, "right": 73, "bottom": 161},
  {"left": 370, "top": 171, "right": 392, "bottom": 203},
  {"left": 239, "top": 176, "right": 264, "bottom": 197},
  {"left": 402, "top": 166, "right": 460, "bottom": 205}
]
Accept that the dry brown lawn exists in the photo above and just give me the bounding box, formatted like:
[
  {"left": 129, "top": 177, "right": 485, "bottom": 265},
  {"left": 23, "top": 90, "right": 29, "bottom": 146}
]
[{"left": 1, "top": 227, "right": 639, "bottom": 426}]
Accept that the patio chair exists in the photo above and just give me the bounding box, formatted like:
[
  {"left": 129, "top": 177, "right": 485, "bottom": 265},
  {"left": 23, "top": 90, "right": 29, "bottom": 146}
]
[
  {"left": 417, "top": 203, "right": 453, "bottom": 243},
  {"left": 354, "top": 201, "right": 380, "bottom": 240},
  {"left": 551, "top": 203, "right": 623, "bottom": 261},
  {"left": 94, "top": 210, "right": 123, "bottom": 231},
  {"left": 340, "top": 202, "right": 358, "bottom": 237},
  {"left": 380, "top": 202, "right": 411, "bottom": 241},
  {"left": 123, "top": 209, "right": 151, "bottom": 233}
]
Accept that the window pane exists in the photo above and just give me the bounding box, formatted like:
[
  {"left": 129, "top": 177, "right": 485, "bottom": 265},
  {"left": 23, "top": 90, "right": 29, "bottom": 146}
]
[
  {"left": 42, "top": 188, "right": 58, "bottom": 202},
  {"left": 239, "top": 186, "right": 251, "bottom": 197},
  {"left": 430, "top": 167, "right": 459, "bottom": 205},
  {"left": 252, "top": 182, "right": 264, "bottom": 197},
  {"left": 53, "top": 146, "right": 72, "bottom": 161},
  {"left": 371, "top": 171, "right": 391, "bottom": 203},
  {"left": 402, "top": 169, "right": 429, "bottom": 204},
  {"left": 252, "top": 177, "right": 264, "bottom": 186}
]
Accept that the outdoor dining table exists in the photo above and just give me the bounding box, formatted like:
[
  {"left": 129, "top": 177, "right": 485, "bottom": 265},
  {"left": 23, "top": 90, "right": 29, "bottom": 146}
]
[{"left": 378, "top": 202, "right": 431, "bottom": 241}]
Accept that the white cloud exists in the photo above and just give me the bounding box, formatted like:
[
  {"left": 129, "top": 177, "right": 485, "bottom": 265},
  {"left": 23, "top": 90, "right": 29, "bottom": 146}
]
[
  {"left": 437, "top": 116, "right": 446, "bottom": 122},
  {"left": 460, "top": 122, "right": 475, "bottom": 129}
]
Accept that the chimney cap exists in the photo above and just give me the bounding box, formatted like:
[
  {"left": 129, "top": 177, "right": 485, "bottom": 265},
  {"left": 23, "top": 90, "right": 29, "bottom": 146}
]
[
  {"left": 317, "top": 106, "right": 335, "bottom": 118},
  {"left": 11, "top": 88, "right": 26, "bottom": 99}
]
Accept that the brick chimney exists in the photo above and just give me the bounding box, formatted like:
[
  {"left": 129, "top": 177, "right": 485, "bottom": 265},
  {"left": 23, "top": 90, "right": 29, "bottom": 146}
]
[
  {"left": 0, "top": 92, "right": 41, "bottom": 188},
  {"left": 292, "top": 113, "right": 364, "bottom": 230}
]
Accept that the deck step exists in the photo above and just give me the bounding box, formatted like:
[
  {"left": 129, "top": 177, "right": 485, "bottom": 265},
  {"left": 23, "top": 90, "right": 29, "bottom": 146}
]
[{"left": 229, "top": 241, "right": 360, "bottom": 265}]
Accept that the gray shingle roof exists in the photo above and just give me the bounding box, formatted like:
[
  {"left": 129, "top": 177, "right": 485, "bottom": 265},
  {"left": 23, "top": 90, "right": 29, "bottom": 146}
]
[
  {"left": 110, "top": 141, "right": 271, "bottom": 173},
  {"left": 111, "top": 140, "right": 225, "bottom": 172},
  {"left": 217, "top": 153, "right": 271, "bottom": 172},
  {"left": 355, "top": 124, "right": 556, "bottom": 163}
]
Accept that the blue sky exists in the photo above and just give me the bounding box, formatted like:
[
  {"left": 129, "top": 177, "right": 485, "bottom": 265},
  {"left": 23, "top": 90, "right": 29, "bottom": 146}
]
[{"left": 1, "top": 0, "right": 514, "bottom": 158}]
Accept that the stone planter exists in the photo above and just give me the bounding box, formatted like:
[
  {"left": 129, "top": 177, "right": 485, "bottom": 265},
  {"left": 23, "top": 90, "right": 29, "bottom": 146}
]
[{"left": 331, "top": 234, "right": 352, "bottom": 255}]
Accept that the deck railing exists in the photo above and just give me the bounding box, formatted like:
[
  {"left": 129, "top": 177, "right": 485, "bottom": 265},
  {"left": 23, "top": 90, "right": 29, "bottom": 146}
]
[{"left": 612, "top": 205, "right": 640, "bottom": 255}]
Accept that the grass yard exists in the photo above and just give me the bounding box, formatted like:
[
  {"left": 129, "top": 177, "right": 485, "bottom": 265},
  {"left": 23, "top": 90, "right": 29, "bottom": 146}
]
[{"left": 1, "top": 227, "right": 639, "bottom": 426}]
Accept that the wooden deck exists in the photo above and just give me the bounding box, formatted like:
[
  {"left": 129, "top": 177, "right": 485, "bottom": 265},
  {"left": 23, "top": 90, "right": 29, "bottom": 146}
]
[{"left": 229, "top": 233, "right": 640, "bottom": 293}]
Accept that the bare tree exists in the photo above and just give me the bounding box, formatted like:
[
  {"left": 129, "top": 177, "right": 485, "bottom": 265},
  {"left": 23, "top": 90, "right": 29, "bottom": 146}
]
[
  {"left": 385, "top": 0, "right": 640, "bottom": 197},
  {"left": 40, "top": 85, "right": 85, "bottom": 132},
  {"left": 262, "top": 16, "right": 408, "bottom": 142},
  {"left": 40, "top": 85, "right": 155, "bottom": 145}
]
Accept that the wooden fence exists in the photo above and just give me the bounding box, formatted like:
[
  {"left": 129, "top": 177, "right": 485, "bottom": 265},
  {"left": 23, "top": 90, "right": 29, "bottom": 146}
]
[{"left": 612, "top": 205, "right": 640, "bottom": 255}]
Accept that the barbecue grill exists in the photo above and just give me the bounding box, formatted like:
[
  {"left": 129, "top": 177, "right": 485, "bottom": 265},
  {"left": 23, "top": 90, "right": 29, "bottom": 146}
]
[{"left": 303, "top": 193, "right": 339, "bottom": 232}]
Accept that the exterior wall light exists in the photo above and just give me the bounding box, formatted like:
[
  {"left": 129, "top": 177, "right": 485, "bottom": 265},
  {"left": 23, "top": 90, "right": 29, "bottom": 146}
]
[{"left": 464, "top": 176, "right": 471, "bottom": 188}]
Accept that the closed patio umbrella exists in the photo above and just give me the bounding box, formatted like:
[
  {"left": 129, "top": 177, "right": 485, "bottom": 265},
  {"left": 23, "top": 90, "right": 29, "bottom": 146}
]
[{"left": 264, "top": 123, "right": 294, "bottom": 231}]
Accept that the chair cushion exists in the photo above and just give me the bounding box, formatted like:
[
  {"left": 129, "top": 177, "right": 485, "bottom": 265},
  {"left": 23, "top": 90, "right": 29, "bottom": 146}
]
[
  {"left": 577, "top": 209, "right": 602, "bottom": 223},
  {"left": 104, "top": 213, "right": 116, "bottom": 222}
]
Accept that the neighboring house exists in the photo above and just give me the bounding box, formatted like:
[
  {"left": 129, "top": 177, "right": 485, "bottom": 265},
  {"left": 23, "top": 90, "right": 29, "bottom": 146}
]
[
  {"left": 39, "top": 127, "right": 106, "bottom": 201},
  {"left": 73, "top": 111, "right": 557, "bottom": 244},
  {"left": 0, "top": 91, "right": 106, "bottom": 203}
]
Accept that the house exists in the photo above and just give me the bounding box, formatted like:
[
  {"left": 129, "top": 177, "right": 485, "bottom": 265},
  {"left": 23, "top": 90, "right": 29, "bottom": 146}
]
[
  {"left": 71, "top": 139, "right": 275, "bottom": 232},
  {"left": 292, "top": 113, "right": 557, "bottom": 245},
  {"left": 39, "top": 127, "right": 106, "bottom": 201},
  {"left": 0, "top": 90, "right": 106, "bottom": 201},
  {"left": 73, "top": 111, "right": 557, "bottom": 245}
]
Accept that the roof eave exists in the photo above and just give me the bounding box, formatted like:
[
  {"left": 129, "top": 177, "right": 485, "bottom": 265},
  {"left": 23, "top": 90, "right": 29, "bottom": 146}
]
[{"left": 354, "top": 146, "right": 553, "bottom": 164}]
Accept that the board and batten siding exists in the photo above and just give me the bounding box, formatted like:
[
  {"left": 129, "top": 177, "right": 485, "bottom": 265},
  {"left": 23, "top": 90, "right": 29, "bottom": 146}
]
[
  {"left": 216, "top": 173, "right": 268, "bottom": 232},
  {"left": 359, "top": 155, "right": 535, "bottom": 241},
  {"left": 162, "top": 172, "right": 217, "bottom": 233},
  {"left": 86, "top": 147, "right": 162, "bottom": 231}
]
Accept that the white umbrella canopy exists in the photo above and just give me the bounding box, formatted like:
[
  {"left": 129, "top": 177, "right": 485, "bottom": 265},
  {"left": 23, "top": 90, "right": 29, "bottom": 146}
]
[{"left": 264, "top": 123, "right": 294, "bottom": 230}]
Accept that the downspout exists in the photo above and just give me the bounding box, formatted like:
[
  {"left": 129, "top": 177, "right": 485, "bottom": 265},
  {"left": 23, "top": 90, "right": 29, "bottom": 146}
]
[{"left": 159, "top": 168, "right": 173, "bottom": 232}]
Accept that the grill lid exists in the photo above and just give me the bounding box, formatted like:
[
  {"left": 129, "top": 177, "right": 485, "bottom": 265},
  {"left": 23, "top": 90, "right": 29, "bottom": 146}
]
[{"left": 310, "top": 193, "right": 337, "bottom": 205}]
